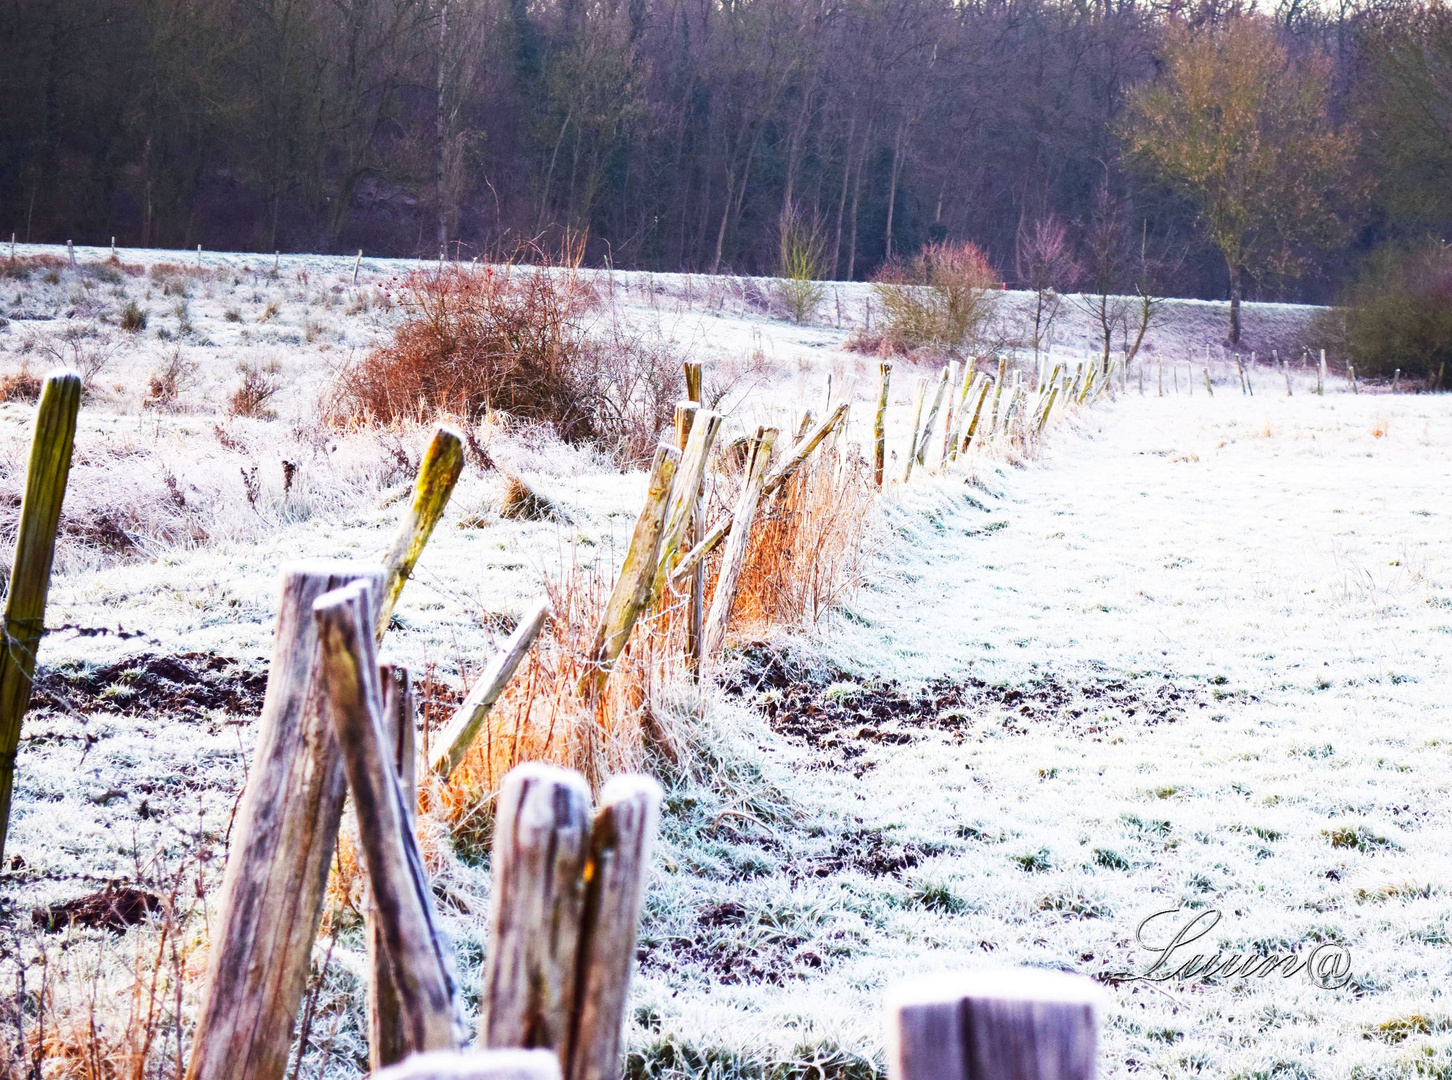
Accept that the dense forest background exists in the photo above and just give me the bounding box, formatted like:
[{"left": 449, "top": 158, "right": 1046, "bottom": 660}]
[{"left": 1, "top": 0, "right": 1449, "bottom": 305}]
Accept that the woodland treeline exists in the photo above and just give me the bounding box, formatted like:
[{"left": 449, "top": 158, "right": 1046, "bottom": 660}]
[{"left": 1, "top": 0, "right": 1449, "bottom": 306}]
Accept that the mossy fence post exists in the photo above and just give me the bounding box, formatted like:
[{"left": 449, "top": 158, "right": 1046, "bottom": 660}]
[
  {"left": 887, "top": 968, "right": 1100, "bottom": 1080},
  {"left": 0, "top": 371, "right": 81, "bottom": 867},
  {"left": 377, "top": 425, "right": 466, "bottom": 637},
  {"left": 873, "top": 361, "right": 891, "bottom": 487},
  {"left": 682, "top": 362, "right": 705, "bottom": 674}
]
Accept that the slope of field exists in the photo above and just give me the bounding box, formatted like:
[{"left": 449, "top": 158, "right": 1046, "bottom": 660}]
[
  {"left": 631, "top": 388, "right": 1452, "bottom": 1079},
  {"left": 0, "top": 244, "right": 1439, "bottom": 1079}
]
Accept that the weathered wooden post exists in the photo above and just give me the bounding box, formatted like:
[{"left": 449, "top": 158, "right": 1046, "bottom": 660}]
[
  {"left": 431, "top": 597, "right": 552, "bottom": 781},
  {"left": 1203, "top": 368, "right": 1213, "bottom": 396},
  {"left": 377, "top": 1050, "right": 562, "bottom": 1080},
  {"left": 915, "top": 366, "right": 949, "bottom": 465},
  {"left": 186, "top": 562, "right": 385, "bottom": 1080},
  {"left": 959, "top": 374, "right": 992, "bottom": 456},
  {"left": 479, "top": 765, "right": 593, "bottom": 1058},
  {"left": 902, "top": 378, "right": 927, "bottom": 484},
  {"left": 887, "top": 968, "right": 1100, "bottom": 1080},
  {"left": 650, "top": 407, "right": 721, "bottom": 605},
  {"left": 568, "top": 776, "right": 663, "bottom": 1080},
  {"left": 353, "top": 249, "right": 364, "bottom": 286},
  {"left": 370, "top": 662, "right": 420, "bottom": 1069},
  {"left": 873, "top": 362, "right": 892, "bottom": 487},
  {"left": 682, "top": 362, "right": 705, "bottom": 676},
  {"left": 1318, "top": 349, "right": 1327, "bottom": 395},
  {"left": 1350, "top": 365, "right": 1359, "bottom": 393},
  {"left": 0, "top": 371, "right": 80, "bottom": 866},
  {"left": 378, "top": 425, "right": 466, "bottom": 638},
  {"left": 315, "top": 582, "right": 462, "bottom": 1058},
  {"left": 988, "top": 357, "right": 1008, "bottom": 431},
  {"left": 702, "top": 428, "right": 778, "bottom": 660},
  {"left": 939, "top": 360, "right": 960, "bottom": 463},
  {"left": 947, "top": 369, "right": 979, "bottom": 464},
  {"left": 578, "top": 444, "right": 678, "bottom": 695}
]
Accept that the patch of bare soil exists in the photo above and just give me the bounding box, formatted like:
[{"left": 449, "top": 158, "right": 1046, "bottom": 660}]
[
  {"left": 32, "top": 884, "right": 163, "bottom": 933},
  {"left": 31, "top": 652, "right": 269, "bottom": 720},
  {"left": 723, "top": 645, "right": 1231, "bottom": 771}
]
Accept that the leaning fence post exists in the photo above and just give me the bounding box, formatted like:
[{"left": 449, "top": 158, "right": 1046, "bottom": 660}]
[
  {"left": 567, "top": 776, "right": 663, "bottom": 1080},
  {"left": 650, "top": 406, "right": 721, "bottom": 605},
  {"left": 480, "top": 764, "right": 593, "bottom": 1062},
  {"left": 578, "top": 444, "right": 678, "bottom": 695},
  {"left": 902, "top": 378, "right": 927, "bottom": 484},
  {"left": 377, "top": 425, "right": 466, "bottom": 639},
  {"left": 0, "top": 371, "right": 80, "bottom": 866},
  {"left": 873, "top": 362, "right": 891, "bottom": 487},
  {"left": 186, "top": 561, "right": 385, "bottom": 1080},
  {"left": 887, "top": 968, "right": 1100, "bottom": 1080},
  {"left": 376, "top": 1049, "right": 562, "bottom": 1080},
  {"left": 353, "top": 249, "right": 364, "bottom": 286},
  {"left": 370, "top": 662, "right": 421, "bottom": 1069},
  {"left": 914, "top": 366, "right": 950, "bottom": 465},
  {"left": 431, "top": 596, "right": 551, "bottom": 780},
  {"left": 315, "top": 582, "right": 461, "bottom": 1057},
  {"left": 702, "top": 427, "right": 778, "bottom": 660}
]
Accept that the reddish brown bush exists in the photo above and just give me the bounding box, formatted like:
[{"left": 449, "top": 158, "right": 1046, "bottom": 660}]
[
  {"left": 329, "top": 263, "right": 598, "bottom": 435},
  {"left": 864, "top": 240, "right": 1001, "bottom": 354}
]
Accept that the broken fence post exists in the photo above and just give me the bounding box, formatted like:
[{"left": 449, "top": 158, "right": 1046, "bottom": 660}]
[
  {"left": 480, "top": 764, "right": 593, "bottom": 1061},
  {"left": 578, "top": 444, "right": 678, "bottom": 695},
  {"left": 702, "top": 427, "right": 778, "bottom": 660},
  {"left": 567, "top": 776, "right": 663, "bottom": 1080},
  {"left": 874, "top": 361, "right": 891, "bottom": 487},
  {"left": 376, "top": 1049, "right": 562, "bottom": 1080},
  {"left": 186, "top": 561, "right": 385, "bottom": 1080},
  {"left": 432, "top": 596, "right": 552, "bottom": 780},
  {"left": 377, "top": 425, "right": 467, "bottom": 639},
  {"left": 370, "top": 662, "right": 421, "bottom": 1070},
  {"left": 0, "top": 371, "right": 81, "bottom": 867},
  {"left": 315, "top": 581, "right": 461, "bottom": 1057},
  {"left": 887, "top": 968, "right": 1100, "bottom": 1080}
]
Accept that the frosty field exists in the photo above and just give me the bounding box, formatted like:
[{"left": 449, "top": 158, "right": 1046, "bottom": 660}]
[{"left": 0, "top": 245, "right": 1446, "bottom": 1078}]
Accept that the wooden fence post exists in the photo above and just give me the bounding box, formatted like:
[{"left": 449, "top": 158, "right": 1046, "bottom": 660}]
[
  {"left": 578, "top": 444, "right": 679, "bottom": 695},
  {"left": 681, "top": 364, "right": 705, "bottom": 677},
  {"left": 939, "top": 360, "right": 960, "bottom": 463},
  {"left": 370, "top": 662, "right": 420, "bottom": 1069},
  {"left": 959, "top": 374, "right": 993, "bottom": 456},
  {"left": 480, "top": 764, "right": 593, "bottom": 1060},
  {"left": 186, "top": 561, "right": 385, "bottom": 1080},
  {"left": 567, "top": 776, "right": 663, "bottom": 1080},
  {"left": 353, "top": 250, "right": 364, "bottom": 286},
  {"left": 1318, "top": 350, "right": 1327, "bottom": 395},
  {"left": 650, "top": 407, "right": 721, "bottom": 604},
  {"left": 315, "top": 582, "right": 461, "bottom": 1057},
  {"left": 902, "top": 378, "right": 927, "bottom": 483},
  {"left": 914, "top": 366, "right": 949, "bottom": 465},
  {"left": 377, "top": 425, "right": 466, "bottom": 639},
  {"left": 377, "top": 1049, "right": 562, "bottom": 1080},
  {"left": 873, "top": 362, "right": 891, "bottom": 487},
  {"left": 988, "top": 357, "right": 1008, "bottom": 431},
  {"left": 0, "top": 372, "right": 80, "bottom": 866},
  {"left": 702, "top": 428, "right": 778, "bottom": 660},
  {"left": 887, "top": 969, "right": 1100, "bottom": 1080},
  {"left": 947, "top": 370, "right": 979, "bottom": 464},
  {"left": 431, "top": 597, "right": 552, "bottom": 780}
]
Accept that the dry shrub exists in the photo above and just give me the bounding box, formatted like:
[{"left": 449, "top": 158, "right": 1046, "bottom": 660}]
[
  {"left": 229, "top": 358, "right": 282, "bottom": 417},
  {"left": 39, "top": 323, "right": 124, "bottom": 386},
  {"left": 580, "top": 319, "right": 685, "bottom": 465},
  {"left": 866, "top": 240, "right": 1000, "bottom": 354},
  {"left": 329, "top": 263, "right": 597, "bottom": 435},
  {"left": 1, "top": 254, "right": 66, "bottom": 281},
  {"left": 0, "top": 369, "right": 43, "bottom": 402}
]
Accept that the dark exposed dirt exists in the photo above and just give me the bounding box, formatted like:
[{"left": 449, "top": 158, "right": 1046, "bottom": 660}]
[
  {"left": 723, "top": 644, "right": 1230, "bottom": 770},
  {"left": 32, "top": 884, "right": 163, "bottom": 933},
  {"left": 31, "top": 652, "right": 269, "bottom": 720}
]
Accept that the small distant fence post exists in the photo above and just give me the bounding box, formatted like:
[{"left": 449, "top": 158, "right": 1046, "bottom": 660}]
[
  {"left": 874, "top": 362, "right": 891, "bottom": 487},
  {"left": 887, "top": 968, "right": 1100, "bottom": 1080}
]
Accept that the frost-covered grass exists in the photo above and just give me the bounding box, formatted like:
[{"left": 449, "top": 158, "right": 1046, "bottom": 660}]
[{"left": 2, "top": 244, "right": 1436, "bottom": 1079}]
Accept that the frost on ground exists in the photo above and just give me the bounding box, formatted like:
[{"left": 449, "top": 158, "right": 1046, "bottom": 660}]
[{"left": 0, "top": 245, "right": 1441, "bottom": 1079}]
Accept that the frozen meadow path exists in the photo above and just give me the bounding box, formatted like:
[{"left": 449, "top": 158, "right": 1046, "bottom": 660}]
[{"left": 643, "top": 387, "right": 1452, "bottom": 1080}]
